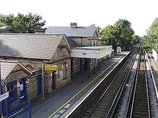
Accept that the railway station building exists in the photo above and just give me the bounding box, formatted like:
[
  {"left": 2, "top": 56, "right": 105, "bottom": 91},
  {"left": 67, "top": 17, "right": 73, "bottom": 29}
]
[
  {"left": 0, "top": 23, "right": 113, "bottom": 115},
  {"left": 45, "top": 23, "right": 112, "bottom": 77},
  {"left": 0, "top": 34, "right": 71, "bottom": 114}
]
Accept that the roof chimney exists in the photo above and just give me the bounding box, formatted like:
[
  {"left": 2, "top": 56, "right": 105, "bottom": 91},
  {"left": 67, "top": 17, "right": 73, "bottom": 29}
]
[{"left": 70, "top": 23, "right": 77, "bottom": 28}]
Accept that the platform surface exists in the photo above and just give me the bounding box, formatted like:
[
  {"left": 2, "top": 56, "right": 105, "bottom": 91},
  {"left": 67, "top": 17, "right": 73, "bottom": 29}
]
[{"left": 30, "top": 51, "right": 129, "bottom": 118}]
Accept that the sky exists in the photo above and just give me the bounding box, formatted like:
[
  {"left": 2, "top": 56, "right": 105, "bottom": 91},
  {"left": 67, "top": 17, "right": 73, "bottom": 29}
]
[{"left": 0, "top": 0, "right": 158, "bottom": 36}]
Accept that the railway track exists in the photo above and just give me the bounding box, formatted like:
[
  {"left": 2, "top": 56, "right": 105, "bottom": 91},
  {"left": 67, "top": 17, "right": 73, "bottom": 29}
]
[
  {"left": 79, "top": 49, "right": 137, "bottom": 117},
  {"left": 61, "top": 44, "right": 158, "bottom": 118},
  {"left": 107, "top": 53, "right": 140, "bottom": 118},
  {"left": 80, "top": 46, "right": 151, "bottom": 118},
  {"left": 129, "top": 48, "right": 150, "bottom": 118},
  {"left": 107, "top": 47, "right": 151, "bottom": 118}
]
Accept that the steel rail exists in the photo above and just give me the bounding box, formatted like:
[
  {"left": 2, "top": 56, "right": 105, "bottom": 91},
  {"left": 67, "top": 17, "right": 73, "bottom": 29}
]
[
  {"left": 106, "top": 51, "right": 139, "bottom": 118},
  {"left": 80, "top": 51, "right": 134, "bottom": 117},
  {"left": 107, "top": 47, "right": 141, "bottom": 118},
  {"left": 60, "top": 53, "right": 130, "bottom": 118},
  {"left": 129, "top": 48, "right": 150, "bottom": 118}
]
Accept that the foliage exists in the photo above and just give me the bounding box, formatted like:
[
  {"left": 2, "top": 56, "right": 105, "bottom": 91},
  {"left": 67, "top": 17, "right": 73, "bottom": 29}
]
[
  {"left": 132, "top": 35, "right": 140, "bottom": 45},
  {"left": 101, "top": 19, "right": 135, "bottom": 52},
  {"left": 0, "top": 22, "right": 5, "bottom": 27},
  {"left": 143, "top": 18, "right": 158, "bottom": 50},
  {"left": 113, "top": 19, "right": 135, "bottom": 50},
  {"left": 101, "top": 25, "right": 115, "bottom": 45},
  {"left": 0, "top": 12, "right": 46, "bottom": 33},
  {"left": 143, "top": 34, "right": 157, "bottom": 51}
]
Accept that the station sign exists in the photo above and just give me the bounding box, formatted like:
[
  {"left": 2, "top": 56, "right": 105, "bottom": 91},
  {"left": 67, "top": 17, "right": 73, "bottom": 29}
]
[{"left": 44, "top": 65, "right": 58, "bottom": 71}]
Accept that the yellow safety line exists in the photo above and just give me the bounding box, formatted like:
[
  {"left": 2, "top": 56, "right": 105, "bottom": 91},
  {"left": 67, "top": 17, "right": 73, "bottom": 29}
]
[{"left": 48, "top": 59, "right": 119, "bottom": 118}]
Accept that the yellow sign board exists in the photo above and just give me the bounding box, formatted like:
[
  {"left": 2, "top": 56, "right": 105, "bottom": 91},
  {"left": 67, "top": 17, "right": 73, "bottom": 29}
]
[
  {"left": 82, "top": 53, "right": 86, "bottom": 55},
  {"left": 44, "top": 65, "right": 58, "bottom": 71}
]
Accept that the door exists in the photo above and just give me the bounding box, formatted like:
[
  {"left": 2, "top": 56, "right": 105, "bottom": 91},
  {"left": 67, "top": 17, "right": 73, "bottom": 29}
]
[
  {"left": 20, "top": 79, "right": 26, "bottom": 102},
  {"left": 37, "top": 74, "right": 42, "bottom": 95},
  {"left": 52, "top": 72, "right": 56, "bottom": 90}
]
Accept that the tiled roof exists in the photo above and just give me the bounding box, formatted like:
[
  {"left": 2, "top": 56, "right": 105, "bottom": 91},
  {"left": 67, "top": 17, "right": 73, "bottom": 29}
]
[
  {"left": 0, "top": 34, "right": 64, "bottom": 60},
  {"left": 65, "top": 36, "right": 79, "bottom": 48},
  {"left": 1, "top": 61, "right": 34, "bottom": 81},
  {"left": 1, "top": 62, "right": 17, "bottom": 81},
  {"left": 45, "top": 26, "right": 97, "bottom": 37}
]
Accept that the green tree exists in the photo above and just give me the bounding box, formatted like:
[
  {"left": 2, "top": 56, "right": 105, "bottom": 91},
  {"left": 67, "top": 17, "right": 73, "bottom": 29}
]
[
  {"left": 0, "top": 12, "right": 46, "bottom": 33},
  {"left": 11, "top": 13, "right": 27, "bottom": 33},
  {"left": 143, "top": 34, "right": 156, "bottom": 50},
  {"left": 25, "top": 12, "right": 46, "bottom": 33},
  {"left": 101, "top": 19, "right": 135, "bottom": 52},
  {"left": 131, "top": 35, "right": 140, "bottom": 47},
  {"left": 0, "top": 22, "right": 5, "bottom": 27},
  {"left": 144, "top": 18, "right": 158, "bottom": 50},
  {"left": 101, "top": 25, "right": 115, "bottom": 45},
  {"left": 113, "top": 19, "right": 134, "bottom": 50}
]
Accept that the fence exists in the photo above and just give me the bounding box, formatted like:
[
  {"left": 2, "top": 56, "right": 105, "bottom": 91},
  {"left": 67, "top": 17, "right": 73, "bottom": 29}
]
[{"left": 3, "top": 101, "right": 31, "bottom": 118}]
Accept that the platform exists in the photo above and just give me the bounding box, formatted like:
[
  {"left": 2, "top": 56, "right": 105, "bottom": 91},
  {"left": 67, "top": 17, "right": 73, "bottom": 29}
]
[
  {"left": 30, "top": 51, "right": 129, "bottom": 118},
  {"left": 148, "top": 53, "right": 158, "bottom": 98}
]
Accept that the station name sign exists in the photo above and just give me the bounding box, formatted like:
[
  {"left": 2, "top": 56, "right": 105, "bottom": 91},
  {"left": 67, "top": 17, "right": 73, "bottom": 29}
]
[{"left": 44, "top": 65, "right": 58, "bottom": 71}]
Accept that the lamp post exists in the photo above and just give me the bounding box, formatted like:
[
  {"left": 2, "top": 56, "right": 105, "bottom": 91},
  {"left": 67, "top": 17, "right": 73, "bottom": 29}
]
[
  {"left": 111, "top": 36, "right": 115, "bottom": 49},
  {"left": 111, "top": 36, "right": 115, "bottom": 57}
]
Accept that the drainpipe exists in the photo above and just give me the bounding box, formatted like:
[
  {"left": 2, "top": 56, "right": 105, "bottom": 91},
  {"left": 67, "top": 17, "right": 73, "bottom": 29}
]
[{"left": 42, "top": 63, "right": 45, "bottom": 99}]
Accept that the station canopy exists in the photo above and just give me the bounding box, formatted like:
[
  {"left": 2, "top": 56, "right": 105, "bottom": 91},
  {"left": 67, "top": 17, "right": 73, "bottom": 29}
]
[{"left": 71, "top": 46, "right": 112, "bottom": 59}]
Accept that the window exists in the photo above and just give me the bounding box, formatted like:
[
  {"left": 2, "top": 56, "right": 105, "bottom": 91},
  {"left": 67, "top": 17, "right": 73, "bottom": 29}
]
[
  {"left": 63, "top": 61, "right": 68, "bottom": 79},
  {"left": 7, "top": 81, "right": 17, "bottom": 99}
]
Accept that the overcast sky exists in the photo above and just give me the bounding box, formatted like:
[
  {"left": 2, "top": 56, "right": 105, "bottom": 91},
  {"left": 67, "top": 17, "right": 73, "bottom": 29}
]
[{"left": 0, "top": 0, "right": 158, "bottom": 36}]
